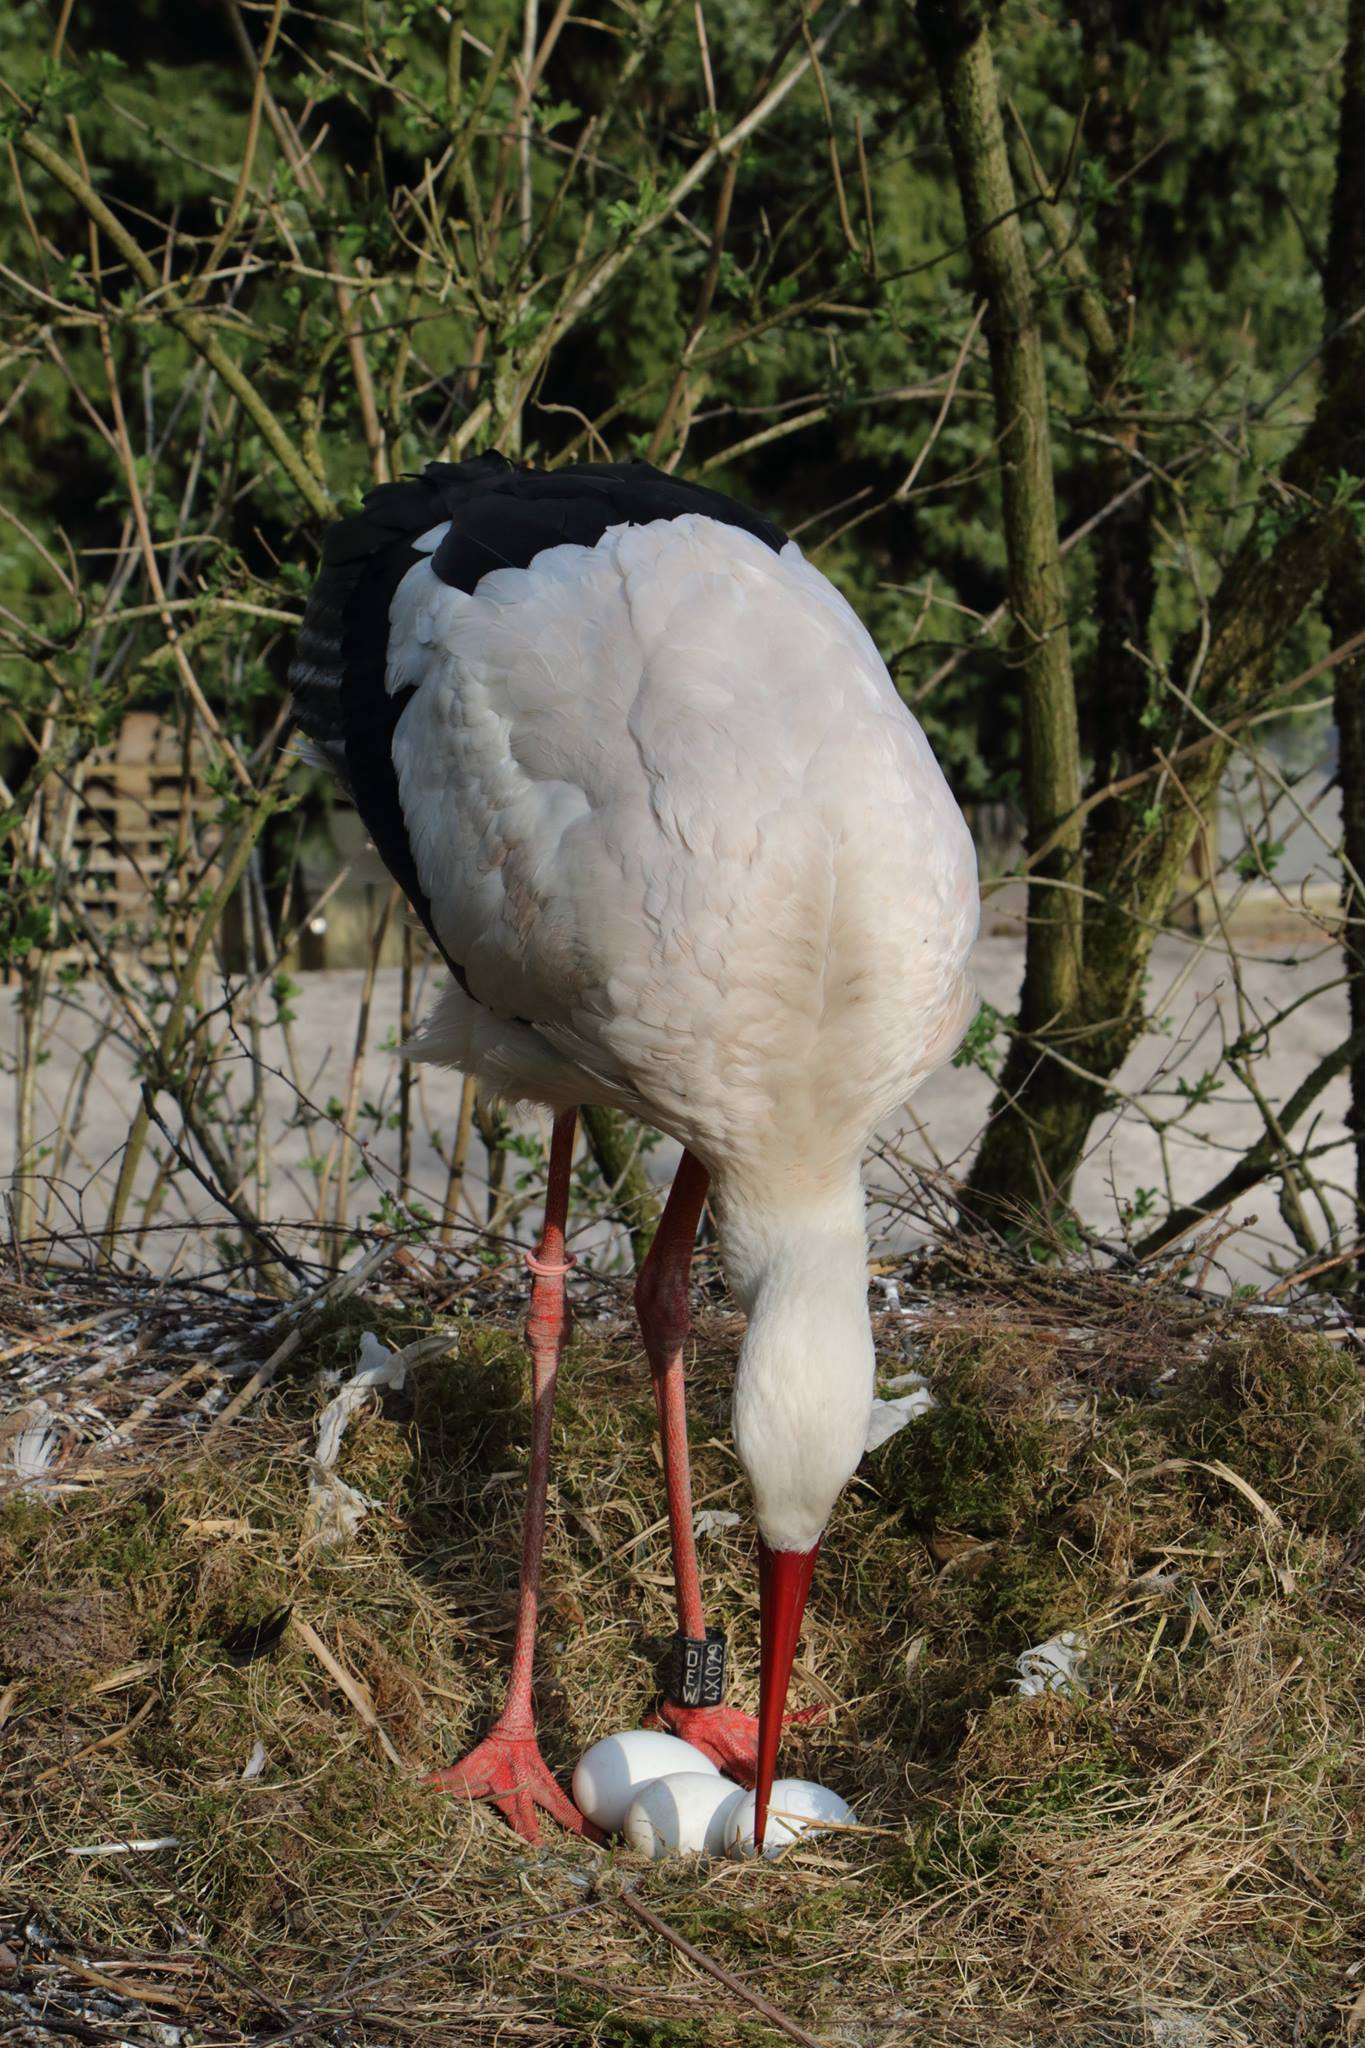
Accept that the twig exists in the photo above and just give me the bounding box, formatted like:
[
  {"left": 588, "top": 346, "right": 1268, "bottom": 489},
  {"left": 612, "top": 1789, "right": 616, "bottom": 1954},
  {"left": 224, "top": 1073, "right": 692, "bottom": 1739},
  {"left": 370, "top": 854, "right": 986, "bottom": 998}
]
[
  {"left": 66, "top": 1835, "right": 180, "bottom": 1856},
  {"left": 486, "top": 1, "right": 867, "bottom": 439},
  {"left": 290, "top": 1613, "right": 404, "bottom": 1768},
  {"left": 439, "top": 1073, "right": 480, "bottom": 1242},
  {"left": 16, "top": 131, "right": 333, "bottom": 518},
  {"left": 1125, "top": 1456, "right": 1285, "bottom": 1531},
  {"left": 617, "top": 1888, "right": 830, "bottom": 2048},
  {"left": 0, "top": 1308, "right": 127, "bottom": 1366},
  {"left": 331, "top": 885, "right": 399, "bottom": 1238},
  {"left": 34, "top": 1692, "right": 157, "bottom": 1788},
  {"left": 27, "top": 1957, "right": 190, "bottom": 2014}
]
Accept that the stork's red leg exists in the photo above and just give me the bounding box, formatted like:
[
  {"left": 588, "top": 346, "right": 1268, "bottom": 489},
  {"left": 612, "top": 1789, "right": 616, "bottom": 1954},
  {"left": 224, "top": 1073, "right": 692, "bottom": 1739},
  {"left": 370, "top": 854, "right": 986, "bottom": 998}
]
[
  {"left": 634, "top": 1152, "right": 778, "bottom": 1783},
  {"left": 634, "top": 1150, "right": 710, "bottom": 1636},
  {"left": 429, "top": 1110, "right": 592, "bottom": 1842}
]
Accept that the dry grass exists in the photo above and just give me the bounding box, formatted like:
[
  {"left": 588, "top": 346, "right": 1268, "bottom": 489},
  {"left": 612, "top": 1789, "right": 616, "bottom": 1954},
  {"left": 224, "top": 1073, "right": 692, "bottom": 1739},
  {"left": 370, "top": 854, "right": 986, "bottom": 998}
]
[{"left": 1, "top": 1250, "right": 1362, "bottom": 2046}]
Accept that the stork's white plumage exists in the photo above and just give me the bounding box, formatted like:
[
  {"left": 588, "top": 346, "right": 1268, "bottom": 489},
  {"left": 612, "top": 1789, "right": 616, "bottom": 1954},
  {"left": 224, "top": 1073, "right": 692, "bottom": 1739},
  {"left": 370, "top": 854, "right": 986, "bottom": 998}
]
[{"left": 290, "top": 453, "right": 977, "bottom": 1846}]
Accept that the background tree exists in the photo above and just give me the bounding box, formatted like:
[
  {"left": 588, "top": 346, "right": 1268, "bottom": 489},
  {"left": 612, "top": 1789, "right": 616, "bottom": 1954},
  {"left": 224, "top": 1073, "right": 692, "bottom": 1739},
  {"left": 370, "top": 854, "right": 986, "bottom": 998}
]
[{"left": 917, "top": 0, "right": 1365, "bottom": 1252}]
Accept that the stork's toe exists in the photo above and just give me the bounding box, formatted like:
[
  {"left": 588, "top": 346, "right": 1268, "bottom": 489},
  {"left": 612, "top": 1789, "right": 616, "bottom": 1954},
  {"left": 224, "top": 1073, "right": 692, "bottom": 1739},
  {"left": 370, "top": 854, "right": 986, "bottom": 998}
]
[{"left": 429, "top": 1727, "right": 597, "bottom": 1843}]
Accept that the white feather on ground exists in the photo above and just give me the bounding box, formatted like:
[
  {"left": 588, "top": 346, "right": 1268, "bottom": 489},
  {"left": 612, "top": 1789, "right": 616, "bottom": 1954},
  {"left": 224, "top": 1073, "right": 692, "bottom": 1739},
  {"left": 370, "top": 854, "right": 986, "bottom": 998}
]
[
  {"left": 303, "top": 1332, "right": 410, "bottom": 1551},
  {"left": 3, "top": 1399, "right": 65, "bottom": 1489},
  {"left": 864, "top": 1371, "right": 936, "bottom": 1452},
  {"left": 1013, "top": 1630, "right": 1089, "bottom": 1697},
  {"left": 303, "top": 1330, "right": 455, "bottom": 1550},
  {"left": 693, "top": 1508, "right": 741, "bottom": 1537}
]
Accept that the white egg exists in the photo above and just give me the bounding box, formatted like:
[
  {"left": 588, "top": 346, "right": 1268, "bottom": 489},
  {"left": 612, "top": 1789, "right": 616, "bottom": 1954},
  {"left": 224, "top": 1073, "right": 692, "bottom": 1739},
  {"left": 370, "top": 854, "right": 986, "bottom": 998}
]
[
  {"left": 623, "top": 1774, "right": 747, "bottom": 1859},
  {"left": 571, "top": 1730, "right": 720, "bottom": 1833},
  {"left": 724, "top": 1778, "right": 857, "bottom": 1860}
]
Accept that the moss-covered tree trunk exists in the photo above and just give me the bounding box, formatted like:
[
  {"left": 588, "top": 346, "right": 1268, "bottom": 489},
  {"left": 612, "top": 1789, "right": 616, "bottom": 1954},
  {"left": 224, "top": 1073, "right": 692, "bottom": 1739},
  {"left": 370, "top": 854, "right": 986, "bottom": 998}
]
[
  {"left": 988, "top": 374, "right": 1365, "bottom": 1227},
  {"left": 581, "top": 1104, "right": 659, "bottom": 1264},
  {"left": 1063, "top": 0, "right": 1365, "bottom": 1221},
  {"left": 917, "top": 0, "right": 1084, "bottom": 1218},
  {"left": 933, "top": 0, "right": 1365, "bottom": 1231}
]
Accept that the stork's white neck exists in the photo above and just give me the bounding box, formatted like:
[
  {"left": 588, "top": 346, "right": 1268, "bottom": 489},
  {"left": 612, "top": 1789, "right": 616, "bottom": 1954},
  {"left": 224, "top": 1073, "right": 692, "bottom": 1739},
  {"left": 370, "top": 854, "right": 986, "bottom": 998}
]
[{"left": 715, "top": 1166, "right": 874, "bottom": 1553}]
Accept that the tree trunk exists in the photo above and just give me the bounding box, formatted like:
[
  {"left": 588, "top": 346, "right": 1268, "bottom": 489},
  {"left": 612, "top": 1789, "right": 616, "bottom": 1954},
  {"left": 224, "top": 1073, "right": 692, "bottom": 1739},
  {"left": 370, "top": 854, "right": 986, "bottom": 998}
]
[
  {"left": 581, "top": 1103, "right": 659, "bottom": 1264},
  {"left": 956, "top": 0, "right": 1365, "bottom": 1229},
  {"left": 1323, "top": 0, "right": 1365, "bottom": 1257},
  {"left": 1329, "top": 599, "right": 1365, "bottom": 1236},
  {"left": 918, "top": 0, "right": 1084, "bottom": 1219}
]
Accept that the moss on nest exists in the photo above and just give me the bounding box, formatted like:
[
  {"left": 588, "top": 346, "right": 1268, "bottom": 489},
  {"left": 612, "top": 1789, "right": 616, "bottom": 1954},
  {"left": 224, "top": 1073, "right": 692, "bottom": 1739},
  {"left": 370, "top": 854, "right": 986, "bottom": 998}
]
[
  {"left": 1158, "top": 1323, "right": 1365, "bottom": 1532},
  {"left": 875, "top": 1335, "right": 1068, "bottom": 1539}
]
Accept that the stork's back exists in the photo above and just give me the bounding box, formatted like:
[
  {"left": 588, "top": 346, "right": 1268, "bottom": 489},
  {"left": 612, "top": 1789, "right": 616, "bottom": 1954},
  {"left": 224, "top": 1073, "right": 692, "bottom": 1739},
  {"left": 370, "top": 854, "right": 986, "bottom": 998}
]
[{"left": 289, "top": 452, "right": 785, "bottom": 970}]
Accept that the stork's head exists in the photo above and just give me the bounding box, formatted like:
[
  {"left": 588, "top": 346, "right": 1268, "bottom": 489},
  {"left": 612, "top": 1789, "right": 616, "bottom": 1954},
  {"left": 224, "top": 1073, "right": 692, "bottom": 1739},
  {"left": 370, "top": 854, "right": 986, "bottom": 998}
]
[{"left": 724, "top": 1177, "right": 874, "bottom": 1848}]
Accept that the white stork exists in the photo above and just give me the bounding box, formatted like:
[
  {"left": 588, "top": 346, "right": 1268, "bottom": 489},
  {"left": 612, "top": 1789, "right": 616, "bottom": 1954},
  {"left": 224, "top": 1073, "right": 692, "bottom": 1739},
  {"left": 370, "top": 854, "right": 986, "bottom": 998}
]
[{"left": 289, "top": 453, "right": 978, "bottom": 1848}]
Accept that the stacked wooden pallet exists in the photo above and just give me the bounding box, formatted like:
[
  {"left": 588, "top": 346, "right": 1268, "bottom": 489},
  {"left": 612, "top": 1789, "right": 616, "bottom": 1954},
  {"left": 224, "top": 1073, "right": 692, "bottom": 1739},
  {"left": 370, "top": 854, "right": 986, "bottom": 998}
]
[{"left": 68, "top": 712, "right": 221, "bottom": 962}]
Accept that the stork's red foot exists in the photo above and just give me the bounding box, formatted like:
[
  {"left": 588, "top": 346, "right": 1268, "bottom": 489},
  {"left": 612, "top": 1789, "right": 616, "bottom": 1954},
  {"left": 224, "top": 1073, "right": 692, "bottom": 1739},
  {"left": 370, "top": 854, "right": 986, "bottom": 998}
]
[
  {"left": 652, "top": 1699, "right": 824, "bottom": 1784},
  {"left": 429, "top": 1723, "right": 594, "bottom": 1844}
]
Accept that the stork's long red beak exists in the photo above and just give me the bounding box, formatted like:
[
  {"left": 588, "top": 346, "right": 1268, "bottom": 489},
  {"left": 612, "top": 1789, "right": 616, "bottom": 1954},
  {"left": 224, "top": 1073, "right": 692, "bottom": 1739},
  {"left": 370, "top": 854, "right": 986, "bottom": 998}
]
[{"left": 755, "top": 1537, "right": 820, "bottom": 1852}]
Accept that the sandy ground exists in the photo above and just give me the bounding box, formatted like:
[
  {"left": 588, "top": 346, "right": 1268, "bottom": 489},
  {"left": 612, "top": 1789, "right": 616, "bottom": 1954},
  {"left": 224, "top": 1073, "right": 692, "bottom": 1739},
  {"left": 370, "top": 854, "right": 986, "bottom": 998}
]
[{"left": 3, "top": 928, "right": 1350, "bottom": 1288}]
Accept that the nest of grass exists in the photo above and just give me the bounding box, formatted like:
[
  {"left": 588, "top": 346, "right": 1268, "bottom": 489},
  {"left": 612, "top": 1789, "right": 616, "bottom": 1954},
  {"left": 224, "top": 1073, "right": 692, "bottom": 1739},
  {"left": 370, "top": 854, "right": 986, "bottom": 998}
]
[{"left": 1, "top": 1246, "right": 1362, "bottom": 2046}]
